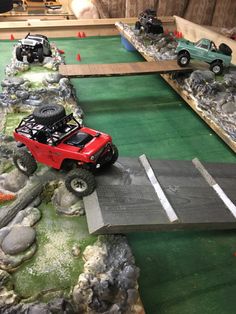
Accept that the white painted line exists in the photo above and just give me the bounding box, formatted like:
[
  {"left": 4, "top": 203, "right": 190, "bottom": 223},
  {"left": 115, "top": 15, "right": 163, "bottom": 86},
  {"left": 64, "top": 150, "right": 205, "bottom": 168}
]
[
  {"left": 192, "top": 158, "right": 236, "bottom": 219},
  {"left": 139, "top": 154, "right": 178, "bottom": 223}
]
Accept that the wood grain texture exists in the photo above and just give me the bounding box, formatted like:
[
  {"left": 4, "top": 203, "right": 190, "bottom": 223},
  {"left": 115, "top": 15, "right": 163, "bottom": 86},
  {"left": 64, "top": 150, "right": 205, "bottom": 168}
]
[
  {"left": 184, "top": 0, "right": 216, "bottom": 25},
  {"left": 99, "top": 0, "right": 126, "bottom": 18},
  {"left": 212, "top": 0, "right": 236, "bottom": 28},
  {"left": 84, "top": 158, "right": 236, "bottom": 234},
  {"left": 125, "top": 0, "right": 158, "bottom": 18},
  {"left": 157, "top": 0, "right": 188, "bottom": 17},
  {"left": 59, "top": 61, "right": 192, "bottom": 77}
]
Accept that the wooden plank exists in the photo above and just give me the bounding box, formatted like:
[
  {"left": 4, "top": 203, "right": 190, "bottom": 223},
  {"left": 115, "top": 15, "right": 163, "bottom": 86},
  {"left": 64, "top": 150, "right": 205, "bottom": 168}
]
[
  {"left": 84, "top": 158, "right": 236, "bottom": 234},
  {"left": 116, "top": 22, "right": 236, "bottom": 153},
  {"left": 192, "top": 158, "right": 236, "bottom": 218},
  {"left": 59, "top": 61, "right": 192, "bottom": 77},
  {"left": 0, "top": 18, "right": 135, "bottom": 39},
  {"left": 174, "top": 15, "right": 236, "bottom": 65}
]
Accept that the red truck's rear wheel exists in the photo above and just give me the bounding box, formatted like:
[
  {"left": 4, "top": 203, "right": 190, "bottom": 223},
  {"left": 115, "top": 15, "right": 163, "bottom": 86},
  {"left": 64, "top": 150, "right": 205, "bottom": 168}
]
[{"left": 65, "top": 169, "right": 96, "bottom": 197}]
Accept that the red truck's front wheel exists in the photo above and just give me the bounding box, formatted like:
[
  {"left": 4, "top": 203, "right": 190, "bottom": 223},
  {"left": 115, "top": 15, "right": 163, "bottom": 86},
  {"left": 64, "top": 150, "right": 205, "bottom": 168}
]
[{"left": 65, "top": 169, "right": 96, "bottom": 197}]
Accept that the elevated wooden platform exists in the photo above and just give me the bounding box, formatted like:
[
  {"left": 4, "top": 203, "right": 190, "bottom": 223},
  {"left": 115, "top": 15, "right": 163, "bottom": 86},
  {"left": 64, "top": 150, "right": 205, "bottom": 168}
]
[
  {"left": 59, "top": 61, "right": 192, "bottom": 77},
  {"left": 84, "top": 157, "right": 236, "bottom": 234}
]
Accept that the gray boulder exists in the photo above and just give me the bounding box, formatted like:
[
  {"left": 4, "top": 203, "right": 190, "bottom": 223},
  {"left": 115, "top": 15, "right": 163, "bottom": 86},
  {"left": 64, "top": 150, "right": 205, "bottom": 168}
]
[
  {"left": 221, "top": 101, "right": 236, "bottom": 114},
  {"left": 45, "top": 73, "right": 62, "bottom": 84},
  {"left": 3, "top": 169, "right": 28, "bottom": 193},
  {"left": 1, "top": 226, "right": 36, "bottom": 255}
]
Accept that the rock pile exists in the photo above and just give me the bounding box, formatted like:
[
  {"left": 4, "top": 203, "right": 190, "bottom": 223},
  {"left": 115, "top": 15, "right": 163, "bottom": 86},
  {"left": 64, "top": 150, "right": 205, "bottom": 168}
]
[
  {"left": 116, "top": 22, "right": 178, "bottom": 61},
  {"left": 183, "top": 70, "right": 236, "bottom": 140},
  {"left": 73, "top": 235, "right": 141, "bottom": 314}
]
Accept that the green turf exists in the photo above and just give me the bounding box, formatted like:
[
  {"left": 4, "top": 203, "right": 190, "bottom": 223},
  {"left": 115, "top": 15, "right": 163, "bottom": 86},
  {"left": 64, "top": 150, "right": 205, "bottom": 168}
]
[
  {"left": 1, "top": 36, "right": 236, "bottom": 313},
  {"left": 52, "top": 36, "right": 236, "bottom": 314}
]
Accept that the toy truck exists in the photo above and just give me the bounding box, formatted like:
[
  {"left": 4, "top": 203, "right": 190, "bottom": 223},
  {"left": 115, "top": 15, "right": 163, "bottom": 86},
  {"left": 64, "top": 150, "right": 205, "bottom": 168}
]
[
  {"left": 135, "top": 9, "right": 163, "bottom": 35},
  {"left": 13, "top": 104, "right": 118, "bottom": 197},
  {"left": 176, "top": 38, "right": 232, "bottom": 74},
  {"left": 16, "top": 33, "right": 52, "bottom": 63}
]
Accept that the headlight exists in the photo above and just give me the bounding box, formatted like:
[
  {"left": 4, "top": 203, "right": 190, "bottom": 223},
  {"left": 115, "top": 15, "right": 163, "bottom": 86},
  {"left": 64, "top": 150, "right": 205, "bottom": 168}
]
[{"left": 90, "top": 155, "right": 95, "bottom": 161}]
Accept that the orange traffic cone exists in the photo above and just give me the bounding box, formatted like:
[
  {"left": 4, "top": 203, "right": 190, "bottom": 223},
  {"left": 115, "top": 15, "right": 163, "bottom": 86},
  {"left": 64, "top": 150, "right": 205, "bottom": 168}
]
[
  {"left": 81, "top": 32, "right": 86, "bottom": 38},
  {"left": 76, "top": 53, "right": 81, "bottom": 61},
  {"left": 10, "top": 34, "right": 15, "bottom": 40}
]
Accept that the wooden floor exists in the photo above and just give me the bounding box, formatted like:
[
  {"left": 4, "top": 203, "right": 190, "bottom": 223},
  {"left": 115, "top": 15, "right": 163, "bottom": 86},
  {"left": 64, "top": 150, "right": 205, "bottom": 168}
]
[
  {"left": 59, "top": 61, "right": 192, "bottom": 77},
  {"left": 84, "top": 157, "right": 236, "bottom": 234}
]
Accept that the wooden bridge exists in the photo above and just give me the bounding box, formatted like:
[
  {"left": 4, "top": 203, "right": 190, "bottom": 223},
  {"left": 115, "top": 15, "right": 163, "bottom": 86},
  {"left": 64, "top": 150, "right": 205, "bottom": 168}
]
[
  {"left": 84, "top": 157, "right": 236, "bottom": 234},
  {"left": 59, "top": 61, "right": 192, "bottom": 77}
]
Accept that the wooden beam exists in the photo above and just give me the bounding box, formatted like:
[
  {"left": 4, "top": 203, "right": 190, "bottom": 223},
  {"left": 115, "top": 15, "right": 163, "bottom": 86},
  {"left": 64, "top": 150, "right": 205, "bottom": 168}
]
[
  {"left": 0, "top": 17, "right": 175, "bottom": 39},
  {"left": 59, "top": 61, "right": 192, "bottom": 77}
]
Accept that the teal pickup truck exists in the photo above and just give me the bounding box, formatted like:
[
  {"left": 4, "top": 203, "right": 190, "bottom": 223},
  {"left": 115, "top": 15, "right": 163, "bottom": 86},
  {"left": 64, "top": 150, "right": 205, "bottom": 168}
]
[{"left": 176, "top": 38, "right": 232, "bottom": 75}]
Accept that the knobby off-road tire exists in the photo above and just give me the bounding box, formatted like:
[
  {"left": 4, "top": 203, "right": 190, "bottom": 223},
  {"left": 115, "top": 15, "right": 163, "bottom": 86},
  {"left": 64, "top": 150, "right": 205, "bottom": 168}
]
[
  {"left": 13, "top": 149, "right": 37, "bottom": 176},
  {"left": 219, "top": 43, "right": 232, "bottom": 56},
  {"left": 177, "top": 52, "right": 190, "bottom": 67},
  {"left": 16, "top": 47, "right": 23, "bottom": 62},
  {"left": 33, "top": 104, "right": 66, "bottom": 126},
  {"left": 135, "top": 21, "right": 141, "bottom": 30},
  {"left": 65, "top": 169, "right": 96, "bottom": 197},
  {"left": 27, "top": 53, "right": 34, "bottom": 63},
  {"left": 37, "top": 46, "right": 44, "bottom": 63},
  {"left": 106, "top": 144, "right": 119, "bottom": 166},
  {"left": 210, "top": 60, "right": 223, "bottom": 75}
]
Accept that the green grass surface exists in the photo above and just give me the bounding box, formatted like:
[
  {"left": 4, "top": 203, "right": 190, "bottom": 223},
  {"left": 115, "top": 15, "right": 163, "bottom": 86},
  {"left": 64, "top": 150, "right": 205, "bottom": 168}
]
[
  {"left": 1, "top": 36, "right": 236, "bottom": 313},
  {"left": 13, "top": 203, "right": 95, "bottom": 301}
]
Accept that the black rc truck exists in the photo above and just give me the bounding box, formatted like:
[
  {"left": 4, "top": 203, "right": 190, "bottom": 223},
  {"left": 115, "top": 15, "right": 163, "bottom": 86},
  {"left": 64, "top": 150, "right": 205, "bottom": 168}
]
[{"left": 135, "top": 9, "right": 163, "bottom": 35}]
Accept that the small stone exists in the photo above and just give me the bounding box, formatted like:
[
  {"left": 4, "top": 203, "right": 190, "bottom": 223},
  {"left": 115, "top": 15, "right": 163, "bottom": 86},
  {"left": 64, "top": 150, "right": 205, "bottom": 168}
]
[
  {"left": 1, "top": 226, "right": 36, "bottom": 255},
  {"left": 15, "top": 90, "right": 29, "bottom": 100},
  {"left": 0, "top": 287, "right": 18, "bottom": 307},
  {"left": 127, "top": 289, "right": 138, "bottom": 305},
  {"left": 45, "top": 73, "right": 62, "bottom": 84},
  {"left": 3, "top": 169, "right": 27, "bottom": 193},
  {"left": 28, "top": 304, "right": 50, "bottom": 314},
  {"left": 71, "top": 244, "right": 81, "bottom": 257},
  {"left": 0, "top": 269, "right": 12, "bottom": 288},
  {"left": 221, "top": 102, "right": 236, "bottom": 114}
]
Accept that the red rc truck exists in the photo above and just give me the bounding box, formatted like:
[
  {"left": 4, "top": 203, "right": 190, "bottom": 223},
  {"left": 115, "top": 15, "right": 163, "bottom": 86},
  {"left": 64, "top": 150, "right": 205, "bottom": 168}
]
[{"left": 13, "top": 104, "right": 118, "bottom": 197}]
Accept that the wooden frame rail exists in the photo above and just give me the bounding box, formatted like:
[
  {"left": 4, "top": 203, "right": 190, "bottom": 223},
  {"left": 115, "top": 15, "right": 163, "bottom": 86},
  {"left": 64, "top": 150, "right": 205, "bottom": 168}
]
[{"left": 0, "top": 17, "right": 174, "bottom": 39}]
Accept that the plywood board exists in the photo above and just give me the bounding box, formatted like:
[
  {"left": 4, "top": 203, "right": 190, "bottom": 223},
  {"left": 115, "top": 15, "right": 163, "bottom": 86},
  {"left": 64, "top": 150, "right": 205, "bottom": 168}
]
[{"left": 84, "top": 158, "right": 236, "bottom": 234}]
